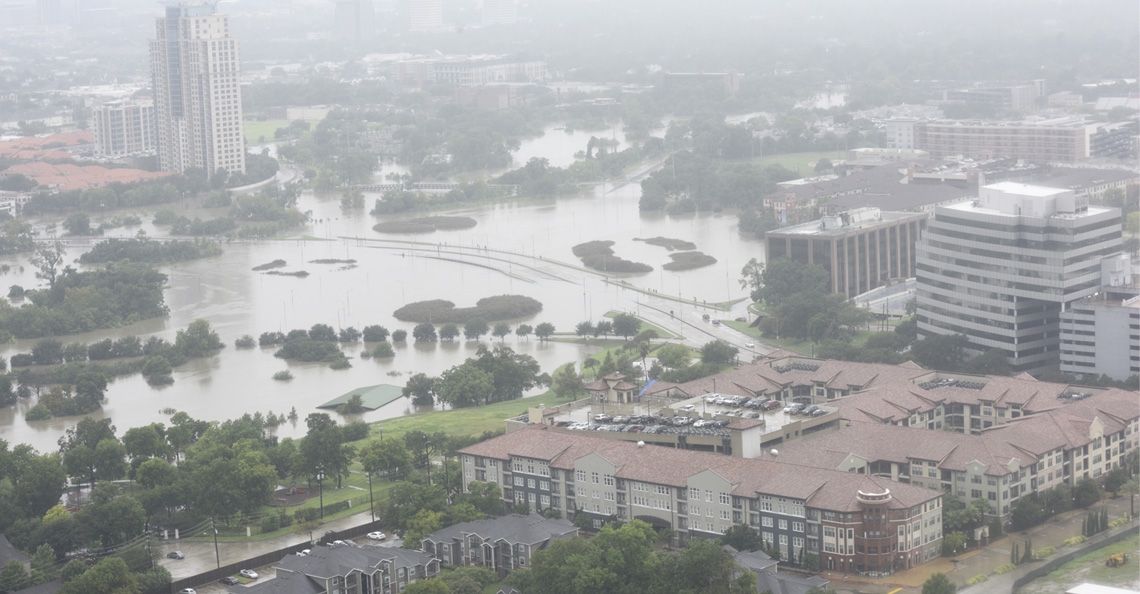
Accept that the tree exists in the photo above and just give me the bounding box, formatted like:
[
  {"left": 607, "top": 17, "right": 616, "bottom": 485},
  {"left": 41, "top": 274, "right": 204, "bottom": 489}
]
[
  {"left": 655, "top": 343, "right": 692, "bottom": 369},
  {"left": 464, "top": 319, "right": 489, "bottom": 341},
  {"left": 402, "top": 578, "right": 450, "bottom": 594},
  {"left": 492, "top": 323, "right": 511, "bottom": 342},
  {"left": 57, "top": 557, "right": 140, "bottom": 594},
  {"left": 436, "top": 363, "right": 495, "bottom": 408},
  {"left": 921, "top": 572, "right": 955, "bottom": 594},
  {"left": 611, "top": 314, "right": 641, "bottom": 339},
  {"left": 413, "top": 323, "right": 438, "bottom": 343},
  {"left": 402, "top": 373, "right": 437, "bottom": 406},
  {"left": 721, "top": 524, "right": 762, "bottom": 552},
  {"left": 909, "top": 333, "right": 971, "bottom": 371},
  {"left": 439, "top": 324, "right": 460, "bottom": 341},
  {"left": 700, "top": 340, "right": 738, "bottom": 365},
  {"left": 362, "top": 325, "right": 390, "bottom": 342},
  {"left": 1121, "top": 478, "right": 1139, "bottom": 517},
  {"left": 30, "top": 242, "right": 66, "bottom": 288},
  {"left": 515, "top": 324, "right": 533, "bottom": 341},
  {"left": 575, "top": 321, "right": 595, "bottom": 340},
  {"left": 404, "top": 509, "right": 444, "bottom": 549},
  {"left": 551, "top": 364, "right": 587, "bottom": 400},
  {"left": 941, "top": 531, "right": 966, "bottom": 556},
  {"left": 595, "top": 320, "right": 614, "bottom": 338},
  {"left": 534, "top": 322, "right": 555, "bottom": 341},
  {"left": 739, "top": 258, "right": 765, "bottom": 302},
  {"left": 1074, "top": 477, "right": 1104, "bottom": 508},
  {"left": 308, "top": 324, "right": 337, "bottom": 342},
  {"left": 1103, "top": 467, "right": 1129, "bottom": 496},
  {"left": 63, "top": 212, "right": 92, "bottom": 236},
  {"left": 392, "top": 329, "right": 408, "bottom": 342},
  {"left": 174, "top": 319, "right": 224, "bottom": 357},
  {"left": 758, "top": 258, "right": 829, "bottom": 308}
]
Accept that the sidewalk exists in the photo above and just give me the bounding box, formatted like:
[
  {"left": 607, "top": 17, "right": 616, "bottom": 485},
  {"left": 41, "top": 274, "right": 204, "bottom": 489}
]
[{"left": 821, "top": 495, "right": 1135, "bottom": 594}]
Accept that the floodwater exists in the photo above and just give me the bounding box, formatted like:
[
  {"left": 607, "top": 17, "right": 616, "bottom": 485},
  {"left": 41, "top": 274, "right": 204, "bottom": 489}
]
[{"left": 0, "top": 129, "right": 764, "bottom": 452}]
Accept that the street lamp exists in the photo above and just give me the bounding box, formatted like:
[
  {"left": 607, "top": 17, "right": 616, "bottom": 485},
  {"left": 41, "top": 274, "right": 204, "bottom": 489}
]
[{"left": 317, "top": 466, "right": 326, "bottom": 519}]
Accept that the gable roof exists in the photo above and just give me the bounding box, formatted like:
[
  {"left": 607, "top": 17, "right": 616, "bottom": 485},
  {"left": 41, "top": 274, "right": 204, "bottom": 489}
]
[
  {"left": 0, "top": 535, "right": 29, "bottom": 567},
  {"left": 424, "top": 514, "right": 577, "bottom": 547}
]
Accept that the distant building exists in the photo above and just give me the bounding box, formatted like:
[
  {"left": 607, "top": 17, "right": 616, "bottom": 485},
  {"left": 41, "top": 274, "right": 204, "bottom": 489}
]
[
  {"left": 91, "top": 100, "right": 156, "bottom": 157},
  {"left": 335, "top": 0, "right": 375, "bottom": 39},
  {"left": 661, "top": 70, "right": 741, "bottom": 94},
  {"left": 36, "top": 0, "right": 62, "bottom": 25},
  {"left": 149, "top": 1, "right": 246, "bottom": 177},
  {"left": 482, "top": 0, "right": 516, "bottom": 25},
  {"left": 1059, "top": 278, "right": 1140, "bottom": 381},
  {"left": 766, "top": 208, "right": 928, "bottom": 298},
  {"left": 943, "top": 81, "right": 1044, "bottom": 111},
  {"left": 396, "top": 54, "right": 546, "bottom": 87},
  {"left": 408, "top": 0, "right": 442, "bottom": 31},
  {"left": 886, "top": 116, "right": 1136, "bottom": 161},
  {"left": 1047, "top": 91, "right": 1083, "bottom": 108},
  {"left": 916, "top": 182, "right": 1124, "bottom": 372}
]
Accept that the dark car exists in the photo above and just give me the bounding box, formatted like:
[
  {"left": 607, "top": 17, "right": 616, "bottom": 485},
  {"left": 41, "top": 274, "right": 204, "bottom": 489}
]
[
  {"left": 220, "top": 577, "right": 240, "bottom": 586},
  {"left": 761, "top": 400, "right": 781, "bottom": 411}
]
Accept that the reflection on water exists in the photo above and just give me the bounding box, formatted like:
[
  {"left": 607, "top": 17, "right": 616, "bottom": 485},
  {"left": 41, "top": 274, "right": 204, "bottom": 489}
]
[{"left": 0, "top": 160, "right": 764, "bottom": 451}]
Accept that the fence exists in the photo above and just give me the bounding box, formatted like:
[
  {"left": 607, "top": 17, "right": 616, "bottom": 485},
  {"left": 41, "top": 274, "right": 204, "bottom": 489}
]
[{"left": 168, "top": 518, "right": 387, "bottom": 593}]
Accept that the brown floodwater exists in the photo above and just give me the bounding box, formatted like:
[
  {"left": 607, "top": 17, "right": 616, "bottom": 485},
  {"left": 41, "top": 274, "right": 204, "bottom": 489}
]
[{"left": 0, "top": 130, "right": 766, "bottom": 451}]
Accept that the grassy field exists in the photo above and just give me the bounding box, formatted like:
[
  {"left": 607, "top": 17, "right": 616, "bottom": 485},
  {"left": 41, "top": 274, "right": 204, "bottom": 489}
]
[
  {"left": 244, "top": 120, "right": 290, "bottom": 144},
  {"left": 750, "top": 151, "right": 847, "bottom": 176},
  {"left": 723, "top": 320, "right": 879, "bottom": 356},
  {"left": 1019, "top": 534, "right": 1140, "bottom": 594}
]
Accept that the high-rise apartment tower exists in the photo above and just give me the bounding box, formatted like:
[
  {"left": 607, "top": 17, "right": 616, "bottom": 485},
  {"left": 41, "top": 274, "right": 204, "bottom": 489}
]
[{"left": 149, "top": 1, "right": 245, "bottom": 176}]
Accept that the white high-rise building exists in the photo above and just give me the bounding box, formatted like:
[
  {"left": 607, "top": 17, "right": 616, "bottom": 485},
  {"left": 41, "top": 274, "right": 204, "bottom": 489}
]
[
  {"left": 92, "top": 100, "right": 156, "bottom": 157},
  {"left": 481, "top": 0, "right": 516, "bottom": 25},
  {"left": 916, "top": 182, "right": 1124, "bottom": 373},
  {"left": 149, "top": 1, "right": 245, "bottom": 177},
  {"left": 408, "top": 0, "right": 441, "bottom": 31}
]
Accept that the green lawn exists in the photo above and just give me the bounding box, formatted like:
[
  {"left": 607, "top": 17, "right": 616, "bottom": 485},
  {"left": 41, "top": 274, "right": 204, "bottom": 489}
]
[
  {"left": 750, "top": 151, "right": 847, "bottom": 176},
  {"left": 244, "top": 120, "right": 290, "bottom": 144},
  {"left": 1020, "top": 534, "right": 1140, "bottom": 594}
]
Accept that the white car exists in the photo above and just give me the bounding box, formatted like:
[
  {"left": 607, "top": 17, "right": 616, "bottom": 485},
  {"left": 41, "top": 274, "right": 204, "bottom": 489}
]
[
  {"left": 178, "top": 589, "right": 196, "bottom": 594},
  {"left": 746, "top": 341, "right": 755, "bottom": 348},
  {"left": 239, "top": 569, "right": 259, "bottom": 580},
  {"left": 367, "top": 531, "right": 387, "bottom": 541}
]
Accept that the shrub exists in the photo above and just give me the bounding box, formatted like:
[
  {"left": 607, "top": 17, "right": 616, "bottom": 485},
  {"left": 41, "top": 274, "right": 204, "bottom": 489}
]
[
  {"left": 260, "top": 515, "right": 279, "bottom": 533},
  {"left": 966, "top": 575, "right": 988, "bottom": 586},
  {"left": 362, "top": 325, "right": 389, "bottom": 342},
  {"left": 273, "top": 370, "right": 294, "bottom": 381},
  {"left": 323, "top": 500, "right": 351, "bottom": 514},
  {"left": 274, "top": 338, "right": 344, "bottom": 362},
  {"left": 329, "top": 356, "right": 352, "bottom": 370},
  {"left": 993, "top": 563, "right": 1016, "bottom": 574},
  {"left": 372, "top": 342, "right": 395, "bottom": 358},
  {"left": 235, "top": 335, "right": 256, "bottom": 348},
  {"left": 1034, "top": 547, "right": 1055, "bottom": 559},
  {"left": 293, "top": 508, "right": 320, "bottom": 523},
  {"left": 25, "top": 403, "right": 51, "bottom": 421},
  {"left": 1063, "top": 535, "right": 1087, "bottom": 547},
  {"left": 259, "top": 332, "right": 286, "bottom": 346},
  {"left": 392, "top": 330, "right": 407, "bottom": 342}
]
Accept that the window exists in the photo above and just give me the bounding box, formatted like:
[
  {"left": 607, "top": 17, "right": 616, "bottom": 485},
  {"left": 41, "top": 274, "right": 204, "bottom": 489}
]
[
  {"left": 576, "top": 470, "right": 586, "bottom": 482},
  {"left": 762, "top": 517, "right": 773, "bottom": 527},
  {"left": 690, "top": 487, "right": 700, "bottom": 500},
  {"left": 778, "top": 519, "right": 788, "bottom": 530},
  {"left": 793, "top": 537, "right": 804, "bottom": 548},
  {"left": 779, "top": 534, "right": 788, "bottom": 545},
  {"left": 719, "top": 493, "right": 731, "bottom": 505},
  {"left": 823, "top": 526, "right": 835, "bottom": 537},
  {"left": 592, "top": 472, "right": 599, "bottom": 484},
  {"left": 513, "top": 476, "right": 523, "bottom": 486},
  {"left": 720, "top": 510, "right": 732, "bottom": 520},
  {"left": 706, "top": 490, "right": 714, "bottom": 502},
  {"left": 604, "top": 475, "right": 614, "bottom": 486},
  {"left": 792, "top": 521, "right": 804, "bottom": 532}
]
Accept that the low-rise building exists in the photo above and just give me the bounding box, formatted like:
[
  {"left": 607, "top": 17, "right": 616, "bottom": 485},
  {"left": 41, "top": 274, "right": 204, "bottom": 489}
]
[
  {"left": 421, "top": 514, "right": 577, "bottom": 574},
  {"left": 235, "top": 544, "right": 439, "bottom": 594},
  {"left": 765, "top": 208, "right": 928, "bottom": 298},
  {"left": 460, "top": 428, "right": 945, "bottom": 576},
  {"left": 1059, "top": 285, "right": 1140, "bottom": 381}
]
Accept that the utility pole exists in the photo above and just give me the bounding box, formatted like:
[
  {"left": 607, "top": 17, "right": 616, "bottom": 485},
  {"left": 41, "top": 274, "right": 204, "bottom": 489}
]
[{"left": 210, "top": 517, "right": 220, "bottom": 569}]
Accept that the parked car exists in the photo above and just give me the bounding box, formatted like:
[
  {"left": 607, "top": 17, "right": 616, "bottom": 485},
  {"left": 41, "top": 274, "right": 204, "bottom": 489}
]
[
  {"left": 612, "top": 415, "right": 630, "bottom": 424},
  {"left": 367, "top": 531, "right": 386, "bottom": 541},
  {"left": 167, "top": 551, "right": 185, "bottom": 560},
  {"left": 802, "top": 405, "right": 819, "bottom": 415},
  {"left": 680, "top": 404, "right": 695, "bottom": 412},
  {"left": 761, "top": 400, "right": 781, "bottom": 411},
  {"left": 746, "top": 341, "right": 755, "bottom": 348},
  {"left": 178, "top": 589, "right": 196, "bottom": 594},
  {"left": 239, "top": 569, "right": 259, "bottom": 579},
  {"left": 593, "top": 414, "right": 612, "bottom": 423},
  {"left": 811, "top": 408, "right": 829, "bottom": 417},
  {"left": 220, "top": 577, "right": 239, "bottom": 586}
]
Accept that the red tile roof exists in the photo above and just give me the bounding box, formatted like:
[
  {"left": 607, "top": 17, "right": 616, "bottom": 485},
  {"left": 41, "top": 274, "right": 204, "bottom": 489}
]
[{"left": 4, "top": 162, "right": 173, "bottom": 192}]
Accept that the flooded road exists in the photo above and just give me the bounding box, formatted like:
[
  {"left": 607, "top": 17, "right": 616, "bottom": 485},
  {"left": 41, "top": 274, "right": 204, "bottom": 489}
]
[{"left": 0, "top": 130, "right": 766, "bottom": 451}]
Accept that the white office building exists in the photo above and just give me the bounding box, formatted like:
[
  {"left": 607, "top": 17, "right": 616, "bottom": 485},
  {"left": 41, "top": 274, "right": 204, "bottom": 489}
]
[
  {"left": 91, "top": 100, "right": 156, "bottom": 157},
  {"left": 149, "top": 1, "right": 246, "bottom": 177},
  {"left": 916, "top": 182, "right": 1124, "bottom": 372}
]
